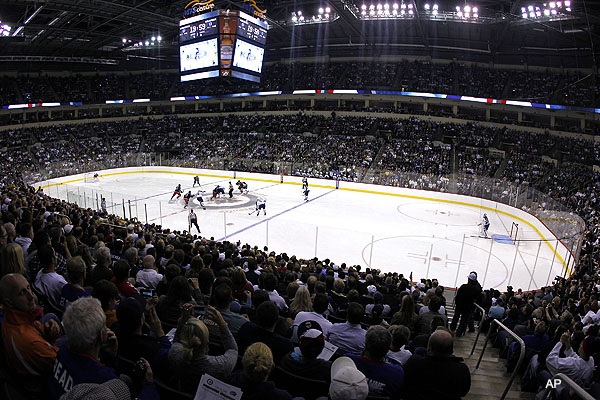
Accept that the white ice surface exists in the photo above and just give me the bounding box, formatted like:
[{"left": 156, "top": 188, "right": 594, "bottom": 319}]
[{"left": 43, "top": 170, "right": 570, "bottom": 291}]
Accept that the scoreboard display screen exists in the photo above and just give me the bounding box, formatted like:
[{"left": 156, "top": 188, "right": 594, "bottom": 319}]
[
  {"left": 179, "top": 10, "right": 267, "bottom": 83},
  {"left": 179, "top": 17, "right": 218, "bottom": 42},
  {"left": 237, "top": 18, "right": 267, "bottom": 45},
  {"left": 232, "top": 39, "right": 264, "bottom": 73}
]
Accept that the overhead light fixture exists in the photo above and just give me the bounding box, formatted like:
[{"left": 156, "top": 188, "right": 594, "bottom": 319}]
[{"left": 122, "top": 38, "right": 127, "bottom": 43}]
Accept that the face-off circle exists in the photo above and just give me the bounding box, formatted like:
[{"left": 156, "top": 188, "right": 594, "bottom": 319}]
[{"left": 191, "top": 193, "right": 261, "bottom": 211}]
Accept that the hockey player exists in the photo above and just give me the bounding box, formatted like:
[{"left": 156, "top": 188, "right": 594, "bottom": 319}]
[
  {"left": 170, "top": 184, "right": 182, "bottom": 200},
  {"left": 303, "top": 187, "right": 310, "bottom": 202},
  {"left": 196, "top": 190, "right": 206, "bottom": 210},
  {"left": 236, "top": 180, "right": 248, "bottom": 194},
  {"left": 212, "top": 185, "right": 223, "bottom": 199},
  {"left": 189, "top": 209, "right": 201, "bottom": 234},
  {"left": 479, "top": 213, "right": 490, "bottom": 238},
  {"left": 93, "top": 173, "right": 99, "bottom": 180},
  {"left": 302, "top": 177, "right": 308, "bottom": 190},
  {"left": 254, "top": 197, "right": 266, "bottom": 216},
  {"left": 193, "top": 175, "right": 200, "bottom": 187},
  {"left": 184, "top": 191, "right": 193, "bottom": 208},
  {"left": 228, "top": 182, "right": 234, "bottom": 198}
]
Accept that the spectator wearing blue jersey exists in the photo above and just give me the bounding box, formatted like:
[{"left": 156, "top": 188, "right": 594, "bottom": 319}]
[{"left": 347, "top": 325, "right": 405, "bottom": 399}]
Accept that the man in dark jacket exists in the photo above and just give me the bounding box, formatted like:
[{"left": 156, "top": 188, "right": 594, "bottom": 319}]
[
  {"left": 450, "top": 272, "right": 482, "bottom": 337},
  {"left": 403, "top": 329, "right": 470, "bottom": 399}
]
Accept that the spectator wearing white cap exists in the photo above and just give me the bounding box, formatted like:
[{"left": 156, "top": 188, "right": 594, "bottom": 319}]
[
  {"left": 280, "top": 322, "right": 332, "bottom": 381},
  {"left": 314, "top": 356, "right": 369, "bottom": 400},
  {"left": 450, "top": 272, "right": 482, "bottom": 337}
]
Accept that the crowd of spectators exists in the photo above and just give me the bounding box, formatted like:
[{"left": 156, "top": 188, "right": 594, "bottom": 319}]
[
  {"left": 0, "top": 179, "right": 478, "bottom": 400},
  {"left": 2, "top": 61, "right": 598, "bottom": 107}
]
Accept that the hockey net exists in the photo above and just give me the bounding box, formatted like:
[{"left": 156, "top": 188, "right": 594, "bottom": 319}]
[
  {"left": 510, "top": 222, "right": 519, "bottom": 241},
  {"left": 83, "top": 173, "right": 96, "bottom": 183}
]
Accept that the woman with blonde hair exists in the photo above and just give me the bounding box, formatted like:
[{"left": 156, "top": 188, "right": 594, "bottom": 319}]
[
  {"left": 168, "top": 304, "right": 238, "bottom": 395},
  {"left": 230, "top": 342, "right": 295, "bottom": 400},
  {"left": 0, "top": 243, "right": 25, "bottom": 278},
  {"left": 289, "top": 286, "right": 312, "bottom": 319}
]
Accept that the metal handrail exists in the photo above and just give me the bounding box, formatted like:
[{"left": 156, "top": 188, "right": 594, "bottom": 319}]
[
  {"left": 539, "top": 373, "right": 595, "bottom": 400},
  {"left": 470, "top": 303, "right": 487, "bottom": 356},
  {"left": 475, "top": 318, "right": 525, "bottom": 400}
]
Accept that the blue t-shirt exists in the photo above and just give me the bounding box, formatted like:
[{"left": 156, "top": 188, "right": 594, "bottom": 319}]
[
  {"left": 49, "top": 344, "right": 121, "bottom": 399},
  {"left": 346, "top": 353, "right": 404, "bottom": 398}
]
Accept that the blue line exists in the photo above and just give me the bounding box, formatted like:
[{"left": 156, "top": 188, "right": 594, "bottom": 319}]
[{"left": 217, "top": 189, "right": 336, "bottom": 241}]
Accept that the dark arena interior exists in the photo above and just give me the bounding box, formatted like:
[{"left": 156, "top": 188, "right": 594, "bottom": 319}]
[{"left": 0, "top": 0, "right": 599, "bottom": 399}]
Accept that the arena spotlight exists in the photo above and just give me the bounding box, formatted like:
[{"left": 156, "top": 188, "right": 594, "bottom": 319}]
[
  {"left": 393, "top": 3, "right": 399, "bottom": 9},
  {"left": 318, "top": 7, "right": 324, "bottom": 14},
  {"left": 122, "top": 38, "right": 127, "bottom": 43},
  {"left": 151, "top": 36, "right": 156, "bottom": 41},
  {"left": 424, "top": 3, "right": 430, "bottom": 10},
  {"left": 362, "top": 4, "right": 367, "bottom": 10},
  {"left": 326, "top": 6, "right": 331, "bottom": 13},
  {"left": 0, "top": 23, "right": 11, "bottom": 37},
  {"left": 144, "top": 40, "right": 149, "bottom": 45},
  {"left": 157, "top": 36, "right": 161, "bottom": 42}
]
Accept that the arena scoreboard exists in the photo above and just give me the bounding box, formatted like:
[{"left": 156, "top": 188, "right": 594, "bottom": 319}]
[{"left": 179, "top": 10, "right": 268, "bottom": 83}]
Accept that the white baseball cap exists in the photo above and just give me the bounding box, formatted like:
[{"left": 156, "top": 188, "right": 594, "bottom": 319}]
[{"left": 329, "top": 357, "right": 369, "bottom": 400}]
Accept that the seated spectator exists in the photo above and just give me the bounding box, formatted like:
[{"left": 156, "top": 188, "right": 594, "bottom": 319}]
[
  {"left": 319, "top": 356, "right": 369, "bottom": 400},
  {"left": 292, "top": 293, "right": 333, "bottom": 343},
  {"left": 390, "top": 294, "right": 418, "bottom": 333},
  {"left": 263, "top": 273, "right": 289, "bottom": 313},
  {"left": 280, "top": 321, "right": 333, "bottom": 381},
  {"left": 157, "top": 275, "right": 203, "bottom": 326},
  {"left": 289, "top": 286, "right": 313, "bottom": 319},
  {"left": 136, "top": 255, "right": 162, "bottom": 289},
  {"left": 87, "top": 246, "right": 113, "bottom": 287},
  {"left": 229, "top": 342, "right": 295, "bottom": 400},
  {"left": 14, "top": 222, "right": 33, "bottom": 259},
  {"left": 116, "top": 296, "right": 171, "bottom": 377},
  {"left": 0, "top": 273, "right": 60, "bottom": 398},
  {"left": 34, "top": 244, "right": 67, "bottom": 306},
  {"left": 155, "top": 264, "right": 181, "bottom": 297},
  {"left": 251, "top": 289, "right": 292, "bottom": 338},
  {"left": 58, "top": 256, "right": 90, "bottom": 310},
  {"left": 506, "top": 321, "right": 550, "bottom": 372},
  {"left": 59, "top": 378, "right": 132, "bottom": 400},
  {"left": 92, "top": 279, "right": 120, "bottom": 329},
  {"left": 168, "top": 305, "right": 238, "bottom": 394},
  {"left": 365, "top": 292, "right": 391, "bottom": 318},
  {"left": 111, "top": 259, "right": 139, "bottom": 298},
  {"left": 545, "top": 331, "right": 598, "bottom": 387},
  {"left": 231, "top": 268, "right": 253, "bottom": 305},
  {"left": 329, "top": 278, "right": 348, "bottom": 313},
  {"left": 386, "top": 325, "right": 412, "bottom": 366},
  {"left": 408, "top": 315, "right": 447, "bottom": 353},
  {"left": 327, "top": 302, "right": 367, "bottom": 355},
  {"left": 414, "top": 295, "right": 447, "bottom": 335},
  {"left": 238, "top": 301, "right": 293, "bottom": 364},
  {"left": 403, "top": 329, "right": 471, "bottom": 399},
  {"left": 347, "top": 325, "right": 405, "bottom": 398},
  {"left": 48, "top": 297, "right": 133, "bottom": 399},
  {"left": 212, "top": 281, "right": 249, "bottom": 337},
  {"left": 1, "top": 242, "right": 25, "bottom": 278}
]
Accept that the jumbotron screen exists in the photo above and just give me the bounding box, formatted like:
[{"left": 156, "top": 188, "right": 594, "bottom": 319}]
[{"left": 179, "top": 10, "right": 267, "bottom": 83}]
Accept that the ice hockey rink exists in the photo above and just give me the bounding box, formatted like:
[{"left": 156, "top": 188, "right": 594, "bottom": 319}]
[{"left": 39, "top": 166, "right": 573, "bottom": 292}]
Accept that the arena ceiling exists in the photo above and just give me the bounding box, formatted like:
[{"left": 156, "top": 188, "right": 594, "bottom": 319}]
[{"left": 0, "top": 0, "right": 598, "bottom": 70}]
